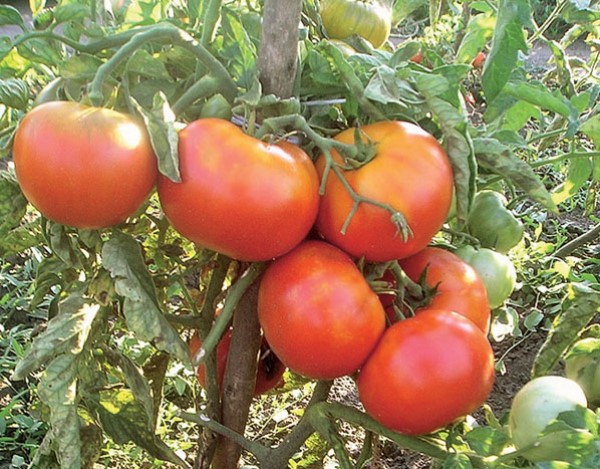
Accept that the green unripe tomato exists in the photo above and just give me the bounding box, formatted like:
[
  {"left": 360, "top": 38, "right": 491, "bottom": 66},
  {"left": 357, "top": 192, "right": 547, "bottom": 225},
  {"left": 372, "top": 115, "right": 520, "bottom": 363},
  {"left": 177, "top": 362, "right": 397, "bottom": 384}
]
[
  {"left": 320, "top": 0, "right": 392, "bottom": 49},
  {"left": 454, "top": 245, "right": 516, "bottom": 309},
  {"left": 509, "top": 376, "right": 587, "bottom": 462},
  {"left": 467, "top": 190, "right": 524, "bottom": 253},
  {"left": 565, "top": 338, "right": 600, "bottom": 407}
]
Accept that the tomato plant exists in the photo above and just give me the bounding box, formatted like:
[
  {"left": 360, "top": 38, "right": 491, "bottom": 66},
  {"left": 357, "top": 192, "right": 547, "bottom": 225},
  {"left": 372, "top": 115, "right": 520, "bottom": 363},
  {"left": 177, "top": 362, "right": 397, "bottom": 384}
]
[
  {"left": 357, "top": 308, "right": 495, "bottom": 435},
  {"left": 316, "top": 121, "right": 454, "bottom": 262},
  {"left": 320, "top": 0, "right": 392, "bottom": 48},
  {"left": 257, "top": 240, "right": 386, "bottom": 380},
  {"left": 157, "top": 118, "right": 320, "bottom": 261},
  {"left": 565, "top": 338, "right": 600, "bottom": 407},
  {"left": 454, "top": 245, "right": 517, "bottom": 309},
  {"left": 508, "top": 376, "right": 588, "bottom": 462},
  {"left": 399, "top": 247, "right": 491, "bottom": 332},
  {"left": 189, "top": 331, "right": 285, "bottom": 396},
  {"left": 467, "top": 190, "right": 524, "bottom": 253},
  {"left": 13, "top": 101, "right": 158, "bottom": 229}
]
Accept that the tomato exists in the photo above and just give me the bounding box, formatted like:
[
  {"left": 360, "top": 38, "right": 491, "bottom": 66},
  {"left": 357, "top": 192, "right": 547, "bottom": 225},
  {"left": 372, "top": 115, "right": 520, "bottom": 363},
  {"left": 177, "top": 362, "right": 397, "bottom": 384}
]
[
  {"left": 13, "top": 101, "right": 157, "bottom": 229},
  {"left": 467, "top": 190, "right": 524, "bottom": 253},
  {"left": 157, "top": 118, "right": 320, "bottom": 261},
  {"left": 320, "top": 0, "right": 392, "bottom": 48},
  {"left": 257, "top": 240, "right": 386, "bottom": 380},
  {"left": 454, "top": 245, "right": 517, "bottom": 309},
  {"left": 189, "top": 330, "right": 285, "bottom": 396},
  {"left": 315, "top": 122, "right": 454, "bottom": 262},
  {"left": 565, "top": 338, "right": 600, "bottom": 407},
  {"left": 472, "top": 51, "right": 486, "bottom": 68},
  {"left": 509, "top": 376, "right": 588, "bottom": 462},
  {"left": 357, "top": 308, "right": 495, "bottom": 435},
  {"left": 399, "top": 247, "right": 491, "bottom": 332},
  {"left": 410, "top": 51, "right": 424, "bottom": 64}
]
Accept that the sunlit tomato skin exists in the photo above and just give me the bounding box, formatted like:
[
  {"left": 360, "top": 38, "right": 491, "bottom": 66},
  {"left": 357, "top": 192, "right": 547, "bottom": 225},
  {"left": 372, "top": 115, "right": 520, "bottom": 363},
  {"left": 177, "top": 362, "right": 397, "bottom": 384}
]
[
  {"left": 13, "top": 101, "right": 157, "bottom": 229},
  {"left": 189, "top": 331, "right": 285, "bottom": 396},
  {"left": 315, "top": 122, "right": 453, "bottom": 262},
  {"left": 400, "top": 247, "right": 491, "bottom": 332},
  {"left": 357, "top": 308, "right": 495, "bottom": 435},
  {"left": 157, "top": 118, "right": 320, "bottom": 262},
  {"left": 258, "top": 240, "right": 386, "bottom": 380},
  {"left": 320, "top": 0, "right": 392, "bottom": 49}
]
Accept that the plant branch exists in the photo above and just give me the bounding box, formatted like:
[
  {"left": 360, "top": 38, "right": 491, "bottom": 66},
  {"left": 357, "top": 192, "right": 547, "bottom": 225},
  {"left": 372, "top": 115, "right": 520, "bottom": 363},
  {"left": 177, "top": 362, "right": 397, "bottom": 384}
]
[
  {"left": 88, "top": 22, "right": 237, "bottom": 106},
  {"left": 180, "top": 411, "right": 271, "bottom": 461},
  {"left": 554, "top": 223, "right": 600, "bottom": 258}
]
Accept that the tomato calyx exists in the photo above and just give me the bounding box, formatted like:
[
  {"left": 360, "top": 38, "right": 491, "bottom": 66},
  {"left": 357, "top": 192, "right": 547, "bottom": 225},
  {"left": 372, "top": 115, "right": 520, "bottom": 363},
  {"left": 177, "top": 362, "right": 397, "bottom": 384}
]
[{"left": 337, "top": 128, "right": 378, "bottom": 170}]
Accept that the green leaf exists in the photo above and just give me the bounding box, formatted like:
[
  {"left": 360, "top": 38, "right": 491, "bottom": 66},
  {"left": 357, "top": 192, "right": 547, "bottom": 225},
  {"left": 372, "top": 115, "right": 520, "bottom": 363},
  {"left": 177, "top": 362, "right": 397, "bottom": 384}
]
[
  {"left": 456, "top": 13, "right": 496, "bottom": 64},
  {"left": 532, "top": 283, "right": 600, "bottom": 378},
  {"left": 12, "top": 293, "right": 100, "bottom": 380},
  {"left": 482, "top": 0, "right": 531, "bottom": 102},
  {"left": 36, "top": 354, "right": 81, "bottom": 469},
  {"left": 218, "top": 6, "right": 257, "bottom": 88},
  {"left": 31, "top": 257, "right": 69, "bottom": 309},
  {"left": 562, "top": 0, "right": 600, "bottom": 24},
  {"left": 101, "top": 347, "right": 155, "bottom": 428},
  {"left": 126, "top": 49, "right": 171, "bottom": 80},
  {"left": 465, "top": 426, "right": 510, "bottom": 457},
  {"left": 442, "top": 453, "right": 472, "bottom": 469},
  {"left": 59, "top": 53, "right": 103, "bottom": 81},
  {"left": 0, "top": 5, "right": 26, "bottom": 30},
  {"left": 53, "top": 3, "right": 89, "bottom": 24},
  {"left": 101, "top": 231, "right": 190, "bottom": 365},
  {"left": 392, "top": 0, "right": 427, "bottom": 26},
  {"left": 503, "top": 81, "right": 579, "bottom": 131},
  {"left": 473, "top": 137, "right": 557, "bottom": 212},
  {"left": 132, "top": 93, "right": 180, "bottom": 182},
  {"left": 551, "top": 156, "right": 593, "bottom": 205},
  {"left": 96, "top": 389, "right": 187, "bottom": 467},
  {"left": 364, "top": 66, "right": 422, "bottom": 107},
  {"left": 0, "top": 169, "right": 27, "bottom": 227},
  {"left": 0, "top": 78, "right": 29, "bottom": 110},
  {"left": 414, "top": 89, "right": 475, "bottom": 225},
  {"left": 580, "top": 114, "right": 600, "bottom": 182}
]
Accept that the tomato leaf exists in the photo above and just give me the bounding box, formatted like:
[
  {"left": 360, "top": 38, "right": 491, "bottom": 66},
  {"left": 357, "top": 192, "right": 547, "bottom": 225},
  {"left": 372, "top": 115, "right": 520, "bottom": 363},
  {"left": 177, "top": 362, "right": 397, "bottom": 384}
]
[
  {"left": 551, "top": 156, "right": 593, "bottom": 206},
  {"left": 95, "top": 389, "right": 188, "bottom": 467},
  {"left": 503, "top": 81, "right": 579, "bottom": 134},
  {"left": 482, "top": 0, "right": 531, "bottom": 102},
  {"left": 472, "top": 137, "right": 557, "bottom": 212},
  {"left": 580, "top": 114, "right": 600, "bottom": 182},
  {"left": 0, "top": 78, "right": 29, "bottom": 110},
  {"left": 133, "top": 93, "right": 181, "bottom": 183},
  {"left": 364, "top": 66, "right": 423, "bottom": 107},
  {"left": 101, "top": 347, "right": 156, "bottom": 428},
  {"left": 456, "top": 13, "right": 496, "bottom": 64},
  {"left": 532, "top": 283, "right": 600, "bottom": 378},
  {"left": 0, "top": 5, "right": 26, "bottom": 30},
  {"left": 12, "top": 293, "right": 99, "bottom": 380},
  {"left": 36, "top": 354, "right": 82, "bottom": 469},
  {"left": 465, "top": 426, "right": 510, "bottom": 457},
  {"left": 413, "top": 88, "right": 475, "bottom": 225},
  {"left": 101, "top": 231, "right": 190, "bottom": 366}
]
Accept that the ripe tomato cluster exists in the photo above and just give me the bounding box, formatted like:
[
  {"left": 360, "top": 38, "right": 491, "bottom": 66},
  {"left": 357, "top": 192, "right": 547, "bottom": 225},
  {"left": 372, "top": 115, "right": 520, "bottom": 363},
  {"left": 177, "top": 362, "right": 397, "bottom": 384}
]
[{"left": 13, "top": 101, "right": 497, "bottom": 436}]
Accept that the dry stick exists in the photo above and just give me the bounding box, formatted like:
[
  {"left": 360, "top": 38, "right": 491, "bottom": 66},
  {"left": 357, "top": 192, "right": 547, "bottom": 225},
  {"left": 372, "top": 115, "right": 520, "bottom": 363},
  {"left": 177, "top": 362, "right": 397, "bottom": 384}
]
[
  {"left": 554, "top": 222, "right": 600, "bottom": 258},
  {"left": 210, "top": 1, "right": 304, "bottom": 468}
]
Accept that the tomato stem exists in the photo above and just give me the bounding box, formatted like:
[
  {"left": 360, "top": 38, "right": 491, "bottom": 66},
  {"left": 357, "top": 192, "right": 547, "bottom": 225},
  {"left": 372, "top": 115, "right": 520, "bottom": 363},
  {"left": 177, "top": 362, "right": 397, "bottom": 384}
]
[{"left": 88, "top": 23, "right": 237, "bottom": 107}]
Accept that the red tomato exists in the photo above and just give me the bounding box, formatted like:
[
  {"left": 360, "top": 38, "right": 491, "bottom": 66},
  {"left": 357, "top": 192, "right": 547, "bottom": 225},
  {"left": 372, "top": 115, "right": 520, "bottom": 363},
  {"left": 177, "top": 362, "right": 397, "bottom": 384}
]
[
  {"left": 157, "top": 118, "right": 320, "bottom": 261},
  {"left": 357, "top": 308, "right": 495, "bottom": 435},
  {"left": 258, "top": 240, "right": 386, "bottom": 380},
  {"left": 13, "top": 101, "right": 157, "bottom": 229},
  {"left": 400, "top": 247, "right": 491, "bottom": 332},
  {"left": 410, "top": 51, "right": 424, "bottom": 64},
  {"left": 189, "top": 330, "right": 285, "bottom": 396},
  {"left": 472, "top": 51, "right": 486, "bottom": 68},
  {"left": 315, "top": 121, "right": 453, "bottom": 262}
]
